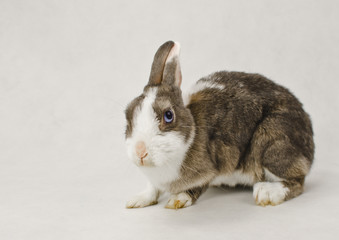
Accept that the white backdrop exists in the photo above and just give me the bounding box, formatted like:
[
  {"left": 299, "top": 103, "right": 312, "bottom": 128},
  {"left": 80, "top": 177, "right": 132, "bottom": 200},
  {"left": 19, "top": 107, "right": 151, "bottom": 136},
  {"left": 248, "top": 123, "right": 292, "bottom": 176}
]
[{"left": 1, "top": 0, "right": 338, "bottom": 239}]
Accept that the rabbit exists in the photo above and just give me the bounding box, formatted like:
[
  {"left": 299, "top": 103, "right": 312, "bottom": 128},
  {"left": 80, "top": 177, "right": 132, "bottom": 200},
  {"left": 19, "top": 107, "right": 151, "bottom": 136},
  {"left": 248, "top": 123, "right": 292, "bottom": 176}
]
[{"left": 124, "top": 41, "right": 314, "bottom": 209}]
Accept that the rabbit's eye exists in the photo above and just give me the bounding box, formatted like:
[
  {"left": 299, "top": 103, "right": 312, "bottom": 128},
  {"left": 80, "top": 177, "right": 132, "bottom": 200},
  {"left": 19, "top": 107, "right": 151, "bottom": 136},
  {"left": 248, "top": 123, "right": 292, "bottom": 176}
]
[{"left": 164, "top": 110, "right": 174, "bottom": 123}]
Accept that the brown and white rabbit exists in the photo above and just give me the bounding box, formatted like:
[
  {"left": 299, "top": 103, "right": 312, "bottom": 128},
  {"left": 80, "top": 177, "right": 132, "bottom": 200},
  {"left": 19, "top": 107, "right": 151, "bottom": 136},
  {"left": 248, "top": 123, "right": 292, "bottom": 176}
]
[{"left": 125, "top": 41, "right": 314, "bottom": 209}]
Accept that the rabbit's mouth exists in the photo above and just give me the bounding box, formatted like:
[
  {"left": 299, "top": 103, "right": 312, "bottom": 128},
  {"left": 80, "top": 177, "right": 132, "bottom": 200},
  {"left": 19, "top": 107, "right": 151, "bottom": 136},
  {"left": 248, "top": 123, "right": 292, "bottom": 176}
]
[
  {"left": 140, "top": 152, "right": 148, "bottom": 165},
  {"left": 137, "top": 153, "right": 156, "bottom": 167}
]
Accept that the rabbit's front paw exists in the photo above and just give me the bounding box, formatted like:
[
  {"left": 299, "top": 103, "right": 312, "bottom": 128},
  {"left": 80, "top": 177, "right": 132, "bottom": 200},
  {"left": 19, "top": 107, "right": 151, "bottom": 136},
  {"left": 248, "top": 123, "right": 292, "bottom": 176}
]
[
  {"left": 126, "top": 193, "right": 158, "bottom": 208},
  {"left": 165, "top": 192, "right": 192, "bottom": 209}
]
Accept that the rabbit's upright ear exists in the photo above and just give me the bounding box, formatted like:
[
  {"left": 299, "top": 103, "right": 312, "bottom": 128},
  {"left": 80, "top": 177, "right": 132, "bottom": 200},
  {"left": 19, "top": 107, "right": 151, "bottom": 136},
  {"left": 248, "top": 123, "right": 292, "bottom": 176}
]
[{"left": 148, "top": 41, "right": 182, "bottom": 88}]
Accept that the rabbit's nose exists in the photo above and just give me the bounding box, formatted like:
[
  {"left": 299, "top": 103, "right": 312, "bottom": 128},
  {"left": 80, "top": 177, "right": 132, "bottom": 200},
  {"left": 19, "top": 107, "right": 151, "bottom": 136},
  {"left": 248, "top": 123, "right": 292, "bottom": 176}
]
[{"left": 135, "top": 141, "right": 147, "bottom": 159}]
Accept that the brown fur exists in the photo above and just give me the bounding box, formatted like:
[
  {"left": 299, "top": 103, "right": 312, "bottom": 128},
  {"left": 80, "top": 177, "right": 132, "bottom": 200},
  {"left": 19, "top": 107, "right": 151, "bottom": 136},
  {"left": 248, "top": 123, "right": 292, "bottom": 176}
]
[
  {"left": 173, "top": 71, "right": 315, "bottom": 202},
  {"left": 125, "top": 41, "right": 315, "bottom": 206},
  {"left": 148, "top": 41, "right": 175, "bottom": 86},
  {"left": 125, "top": 95, "right": 144, "bottom": 138}
]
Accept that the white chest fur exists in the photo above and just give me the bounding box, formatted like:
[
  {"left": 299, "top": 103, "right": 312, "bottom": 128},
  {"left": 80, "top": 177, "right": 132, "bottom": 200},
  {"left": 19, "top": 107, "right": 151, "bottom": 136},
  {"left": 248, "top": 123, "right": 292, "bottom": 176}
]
[{"left": 210, "top": 170, "right": 255, "bottom": 187}]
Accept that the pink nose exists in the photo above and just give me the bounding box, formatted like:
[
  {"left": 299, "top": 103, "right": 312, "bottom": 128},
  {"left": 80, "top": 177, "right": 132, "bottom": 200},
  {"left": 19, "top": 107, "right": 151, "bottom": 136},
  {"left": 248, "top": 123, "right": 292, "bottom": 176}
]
[{"left": 135, "top": 141, "right": 147, "bottom": 159}]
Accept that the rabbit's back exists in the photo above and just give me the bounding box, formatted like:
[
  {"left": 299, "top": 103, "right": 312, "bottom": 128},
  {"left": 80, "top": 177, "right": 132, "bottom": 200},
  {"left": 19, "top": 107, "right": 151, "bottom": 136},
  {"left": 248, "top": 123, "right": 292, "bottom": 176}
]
[{"left": 186, "top": 71, "right": 314, "bottom": 180}]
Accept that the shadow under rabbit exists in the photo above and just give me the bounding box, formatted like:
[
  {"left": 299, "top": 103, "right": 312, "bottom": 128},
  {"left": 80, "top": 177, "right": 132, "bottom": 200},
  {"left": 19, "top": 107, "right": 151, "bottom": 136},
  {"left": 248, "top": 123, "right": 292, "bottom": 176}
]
[{"left": 198, "top": 185, "right": 254, "bottom": 205}]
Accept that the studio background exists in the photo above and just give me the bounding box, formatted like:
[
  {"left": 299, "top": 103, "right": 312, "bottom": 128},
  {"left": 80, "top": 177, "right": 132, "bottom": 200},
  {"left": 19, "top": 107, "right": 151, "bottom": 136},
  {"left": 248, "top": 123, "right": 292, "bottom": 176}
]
[{"left": 0, "top": 0, "right": 338, "bottom": 239}]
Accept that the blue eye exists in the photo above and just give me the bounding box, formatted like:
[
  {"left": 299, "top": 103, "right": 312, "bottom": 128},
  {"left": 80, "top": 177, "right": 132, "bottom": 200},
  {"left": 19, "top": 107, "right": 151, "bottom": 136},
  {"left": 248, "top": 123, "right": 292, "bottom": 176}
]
[{"left": 164, "top": 110, "right": 174, "bottom": 123}]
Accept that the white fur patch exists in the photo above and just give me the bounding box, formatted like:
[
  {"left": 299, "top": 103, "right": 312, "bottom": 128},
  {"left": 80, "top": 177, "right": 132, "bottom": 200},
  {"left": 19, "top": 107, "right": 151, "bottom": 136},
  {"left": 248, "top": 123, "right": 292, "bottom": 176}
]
[
  {"left": 140, "top": 129, "right": 194, "bottom": 191},
  {"left": 165, "top": 192, "right": 193, "bottom": 209},
  {"left": 190, "top": 80, "right": 225, "bottom": 94},
  {"left": 183, "top": 80, "right": 225, "bottom": 106},
  {"left": 126, "top": 182, "right": 159, "bottom": 208},
  {"left": 125, "top": 88, "right": 159, "bottom": 166},
  {"left": 253, "top": 182, "right": 290, "bottom": 206},
  {"left": 125, "top": 87, "right": 195, "bottom": 192},
  {"left": 210, "top": 170, "right": 255, "bottom": 187}
]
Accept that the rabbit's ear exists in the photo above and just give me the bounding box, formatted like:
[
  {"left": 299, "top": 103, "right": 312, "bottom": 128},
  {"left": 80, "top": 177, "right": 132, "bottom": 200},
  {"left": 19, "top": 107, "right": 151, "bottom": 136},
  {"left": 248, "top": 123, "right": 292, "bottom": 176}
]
[
  {"left": 163, "top": 42, "right": 182, "bottom": 87},
  {"left": 148, "top": 41, "right": 182, "bottom": 88}
]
